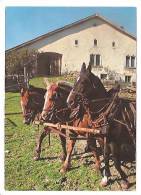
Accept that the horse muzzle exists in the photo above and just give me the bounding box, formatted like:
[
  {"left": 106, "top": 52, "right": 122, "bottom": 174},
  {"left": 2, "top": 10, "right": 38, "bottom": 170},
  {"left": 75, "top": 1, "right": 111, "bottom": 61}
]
[
  {"left": 23, "top": 118, "right": 31, "bottom": 125},
  {"left": 67, "top": 99, "right": 75, "bottom": 108},
  {"left": 23, "top": 112, "right": 33, "bottom": 125}
]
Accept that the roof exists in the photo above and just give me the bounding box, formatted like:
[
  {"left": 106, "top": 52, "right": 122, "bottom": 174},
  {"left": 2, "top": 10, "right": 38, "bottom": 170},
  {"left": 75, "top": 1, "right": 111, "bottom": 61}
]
[
  {"left": 6, "top": 13, "right": 136, "bottom": 53},
  {"left": 39, "top": 52, "right": 62, "bottom": 57}
]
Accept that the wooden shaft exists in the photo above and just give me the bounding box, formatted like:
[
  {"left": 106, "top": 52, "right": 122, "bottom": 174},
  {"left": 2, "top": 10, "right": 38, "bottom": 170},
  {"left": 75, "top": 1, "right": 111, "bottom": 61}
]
[{"left": 34, "top": 121, "right": 100, "bottom": 134}]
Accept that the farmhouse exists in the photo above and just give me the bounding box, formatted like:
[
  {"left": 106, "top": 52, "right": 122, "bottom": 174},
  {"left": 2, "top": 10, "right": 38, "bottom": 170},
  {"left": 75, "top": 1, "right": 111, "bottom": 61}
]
[{"left": 6, "top": 13, "right": 136, "bottom": 82}]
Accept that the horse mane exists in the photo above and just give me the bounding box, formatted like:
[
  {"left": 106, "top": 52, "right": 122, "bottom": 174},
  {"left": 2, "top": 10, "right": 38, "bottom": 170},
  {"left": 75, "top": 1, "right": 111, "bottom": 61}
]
[
  {"left": 28, "top": 85, "right": 46, "bottom": 95},
  {"left": 107, "top": 84, "right": 120, "bottom": 98},
  {"left": 90, "top": 73, "right": 108, "bottom": 97},
  {"left": 57, "top": 81, "right": 73, "bottom": 92}
]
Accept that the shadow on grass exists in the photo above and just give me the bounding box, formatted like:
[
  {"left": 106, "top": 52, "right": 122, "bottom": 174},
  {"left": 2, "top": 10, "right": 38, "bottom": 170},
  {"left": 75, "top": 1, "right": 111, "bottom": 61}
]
[
  {"left": 38, "top": 156, "right": 59, "bottom": 161},
  {"left": 5, "top": 118, "right": 17, "bottom": 127},
  {"left": 5, "top": 95, "right": 20, "bottom": 100}
]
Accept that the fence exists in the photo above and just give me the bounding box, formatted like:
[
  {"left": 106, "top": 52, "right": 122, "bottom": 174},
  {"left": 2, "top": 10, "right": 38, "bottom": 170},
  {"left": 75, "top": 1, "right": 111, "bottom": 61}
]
[{"left": 5, "top": 75, "right": 26, "bottom": 92}]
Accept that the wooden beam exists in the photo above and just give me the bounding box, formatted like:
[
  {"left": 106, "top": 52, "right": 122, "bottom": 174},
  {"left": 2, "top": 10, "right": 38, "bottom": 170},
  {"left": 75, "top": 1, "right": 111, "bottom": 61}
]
[{"left": 34, "top": 121, "right": 101, "bottom": 134}]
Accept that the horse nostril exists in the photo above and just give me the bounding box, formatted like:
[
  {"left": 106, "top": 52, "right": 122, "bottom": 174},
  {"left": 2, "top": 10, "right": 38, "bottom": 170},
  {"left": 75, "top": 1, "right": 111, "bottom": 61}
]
[{"left": 69, "top": 100, "right": 74, "bottom": 106}]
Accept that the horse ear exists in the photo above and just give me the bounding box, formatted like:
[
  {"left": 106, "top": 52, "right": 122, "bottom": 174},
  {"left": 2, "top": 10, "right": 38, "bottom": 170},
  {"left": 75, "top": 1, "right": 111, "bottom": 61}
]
[
  {"left": 87, "top": 62, "right": 92, "bottom": 73},
  {"left": 81, "top": 62, "right": 86, "bottom": 73},
  {"left": 44, "top": 78, "right": 50, "bottom": 88},
  {"left": 20, "top": 82, "right": 26, "bottom": 93},
  {"left": 20, "top": 85, "right": 26, "bottom": 96}
]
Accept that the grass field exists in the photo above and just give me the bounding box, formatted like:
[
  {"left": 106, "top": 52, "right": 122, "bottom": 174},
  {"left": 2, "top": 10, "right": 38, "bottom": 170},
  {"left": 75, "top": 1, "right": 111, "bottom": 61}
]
[{"left": 5, "top": 76, "right": 135, "bottom": 191}]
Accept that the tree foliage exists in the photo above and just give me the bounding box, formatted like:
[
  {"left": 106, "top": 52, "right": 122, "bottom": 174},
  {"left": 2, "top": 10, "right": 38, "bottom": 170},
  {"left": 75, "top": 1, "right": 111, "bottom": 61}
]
[{"left": 5, "top": 48, "right": 38, "bottom": 75}]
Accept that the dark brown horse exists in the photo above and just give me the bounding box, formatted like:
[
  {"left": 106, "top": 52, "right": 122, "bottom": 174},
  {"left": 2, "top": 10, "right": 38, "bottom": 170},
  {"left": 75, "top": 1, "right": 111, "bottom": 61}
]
[{"left": 67, "top": 63, "right": 136, "bottom": 189}]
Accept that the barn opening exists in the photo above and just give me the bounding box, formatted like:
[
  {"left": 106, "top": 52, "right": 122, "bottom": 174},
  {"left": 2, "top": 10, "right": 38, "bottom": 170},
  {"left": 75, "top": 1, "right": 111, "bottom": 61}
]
[{"left": 37, "top": 52, "right": 62, "bottom": 76}]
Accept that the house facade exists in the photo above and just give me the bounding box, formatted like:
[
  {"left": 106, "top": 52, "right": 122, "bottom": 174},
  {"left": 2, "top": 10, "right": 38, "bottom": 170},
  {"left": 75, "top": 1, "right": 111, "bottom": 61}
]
[{"left": 6, "top": 14, "right": 136, "bottom": 82}]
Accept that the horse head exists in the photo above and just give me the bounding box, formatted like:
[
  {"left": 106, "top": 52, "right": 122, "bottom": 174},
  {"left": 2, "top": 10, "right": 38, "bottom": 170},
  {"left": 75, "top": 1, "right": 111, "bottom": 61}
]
[
  {"left": 67, "top": 62, "right": 107, "bottom": 107},
  {"left": 41, "top": 82, "right": 72, "bottom": 121},
  {"left": 20, "top": 85, "right": 46, "bottom": 125},
  {"left": 41, "top": 83, "right": 61, "bottom": 120}
]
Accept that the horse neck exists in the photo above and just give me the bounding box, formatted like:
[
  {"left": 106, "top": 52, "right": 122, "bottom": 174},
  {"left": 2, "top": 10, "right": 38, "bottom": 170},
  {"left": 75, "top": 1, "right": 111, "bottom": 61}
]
[
  {"left": 89, "top": 88, "right": 107, "bottom": 102},
  {"left": 33, "top": 88, "right": 46, "bottom": 96},
  {"left": 89, "top": 74, "right": 108, "bottom": 100},
  {"left": 85, "top": 88, "right": 108, "bottom": 115},
  {"left": 30, "top": 91, "right": 45, "bottom": 112}
]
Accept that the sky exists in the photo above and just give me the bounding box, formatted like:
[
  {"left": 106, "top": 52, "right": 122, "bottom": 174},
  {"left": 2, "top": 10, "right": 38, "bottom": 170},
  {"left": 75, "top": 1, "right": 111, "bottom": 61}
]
[{"left": 5, "top": 7, "right": 136, "bottom": 50}]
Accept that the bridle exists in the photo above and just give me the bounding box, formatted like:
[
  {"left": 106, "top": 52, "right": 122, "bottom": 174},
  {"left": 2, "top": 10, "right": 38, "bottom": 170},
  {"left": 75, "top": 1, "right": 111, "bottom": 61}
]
[
  {"left": 67, "top": 75, "right": 97, "bottom": 107},
  {"left": 23, "top": 91, "right": 44, "bottom": 120}
]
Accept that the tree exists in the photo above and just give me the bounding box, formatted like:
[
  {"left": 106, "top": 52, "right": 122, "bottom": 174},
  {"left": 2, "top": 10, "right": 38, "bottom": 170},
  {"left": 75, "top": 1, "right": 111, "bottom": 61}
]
[{"left": 5, "top": 48, "right": 38, "bottom": 76}]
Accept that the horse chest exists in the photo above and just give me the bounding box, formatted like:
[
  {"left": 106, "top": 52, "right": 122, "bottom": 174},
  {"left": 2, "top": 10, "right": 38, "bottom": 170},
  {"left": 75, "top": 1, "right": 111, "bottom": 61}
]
[{"left": 73, "top": 114, "right": 90, "bottom": 136}]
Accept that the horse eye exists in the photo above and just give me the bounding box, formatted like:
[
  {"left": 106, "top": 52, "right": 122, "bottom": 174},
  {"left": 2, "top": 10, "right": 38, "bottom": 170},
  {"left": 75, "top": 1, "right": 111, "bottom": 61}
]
[
  {"left": 25, "top": 104, "right": 28, "bottom": 109},
  {"left": 57, "top": 93, "right": 61, "bottom": 97}
]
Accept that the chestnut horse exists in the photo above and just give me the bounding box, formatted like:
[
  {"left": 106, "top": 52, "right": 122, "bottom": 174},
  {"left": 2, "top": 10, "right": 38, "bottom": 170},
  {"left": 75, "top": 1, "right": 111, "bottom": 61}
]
[
  {"left": 41, "top": 81, "right": 108, "bottom": 174},
  {"left": 20, "top": 83, "right": 71, "bottom": 161},
  {"left": 20, "top": 85, "right": 46, "bottom": 125},
  {"left": 67, "top": 63, "right": 136, "bottom": 189}
]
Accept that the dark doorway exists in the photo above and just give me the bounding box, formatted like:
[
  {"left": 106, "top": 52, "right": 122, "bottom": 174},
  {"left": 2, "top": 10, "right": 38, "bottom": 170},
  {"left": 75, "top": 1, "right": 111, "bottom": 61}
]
[
  {"left": 37, "top": 52, "right": 62, "bottom": 76},
  {"left": 101, "top": 74, "right": 107, "bottom": 80}
]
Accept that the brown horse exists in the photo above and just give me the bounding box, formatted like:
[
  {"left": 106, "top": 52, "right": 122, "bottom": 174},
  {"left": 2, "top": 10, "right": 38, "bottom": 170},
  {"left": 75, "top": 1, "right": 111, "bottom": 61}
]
[
  {"left": 41, "top": 82, "right": 105, "bottom": 173},
  {"left": 20, "top": 85, "right": 46, "bottom": 125},
  {"left": 40, "top": 81, "right": 73, "bottom": 161},
  {"left": 67, "top": 63, "right": 136, "bottom": 189},
  {"left": 20, "top": 83, "right": 71, "bottom": 161}
]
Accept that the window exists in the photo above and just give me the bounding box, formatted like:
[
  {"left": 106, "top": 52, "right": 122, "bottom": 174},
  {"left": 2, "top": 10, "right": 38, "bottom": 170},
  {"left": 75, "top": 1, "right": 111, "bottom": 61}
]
[
  {"left": 89, "top": 54, "right": 102, "bottom": 67},
  {"left": 112, "top": 41, "right": 115, "bottom": 47},
  {"left": 96, "top": 54, "right": 100, "bottom": 66},
  {"left": 75, "top": 40, "right": 78, "bottom": 46},
  {"left": 126, "top": 55, "right": 130, "bottom": 67},
  {"left": 131, "top": 56, "right": 135, "bottom": 67},
  {"left": 125, "top": 55, "right": 136, "bottom": 68},
  {"left": 90, "top": 54, "right": 94, "bottom": 66},
  {"left": 125, "top": 76, "right": 131, "bottom": 83},
  {"left": 94, "top": 39, "right": 97, "bottom": 46}
]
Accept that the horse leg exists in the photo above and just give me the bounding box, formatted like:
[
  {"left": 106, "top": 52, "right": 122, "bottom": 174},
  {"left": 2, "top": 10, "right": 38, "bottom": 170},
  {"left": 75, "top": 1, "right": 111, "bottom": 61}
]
[
  {"left": 88, "top": 138, "right": 101, "bottom": 170},
  {"left": 112, "top": 157, "right": 129, "bottom": 189},
  {"left": 110, "top": 143, "right": 129, "bottom": 190},
  {"left": 59, "top": 129, "right": 67, "bottom": 162},
  {"left": 34, "top": 127, "right": 50, "bottom": 160},
  {"left": 60, "top": 138, "right": 76, "bottom": 173},
  {"left": 100, "top": 144, "right": 111, "bottom": 187}
]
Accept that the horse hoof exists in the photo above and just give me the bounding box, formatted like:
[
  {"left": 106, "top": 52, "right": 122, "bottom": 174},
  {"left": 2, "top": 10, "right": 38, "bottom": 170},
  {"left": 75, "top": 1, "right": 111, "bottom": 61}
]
[
  {"left": 100, "top": 176, "right": 108, "bottom": 187},
  {"left": 121, "top": 180, "right": 129, "bottom": 190},
  {"left": 60, "top": 168, "right": 67, "bottom": 174},
  {"left": 60, "top": 169, "right": 66, "bottom": 174},
  {"left": 33, "top": 156, "right": 40, "bottom": 161}
]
